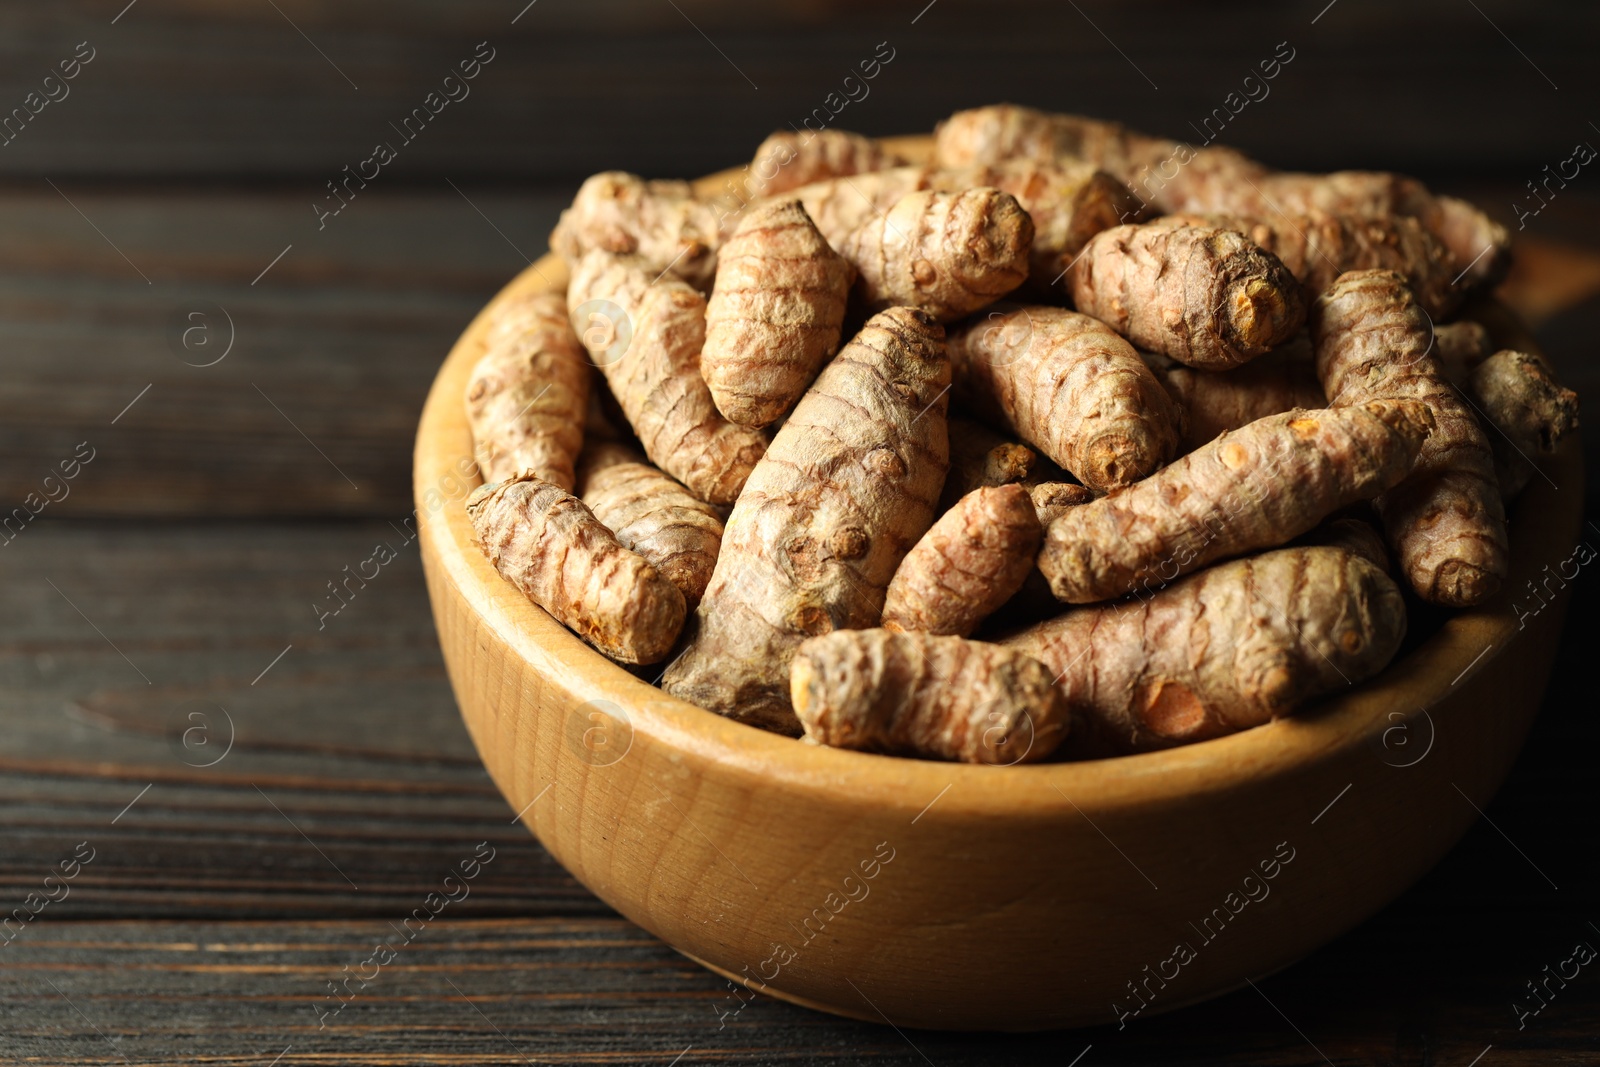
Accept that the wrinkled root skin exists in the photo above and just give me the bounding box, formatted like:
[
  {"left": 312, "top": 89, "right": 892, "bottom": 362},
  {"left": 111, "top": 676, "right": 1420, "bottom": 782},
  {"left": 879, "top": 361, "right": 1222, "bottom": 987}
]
[
  {"left": 1006, "top": 546, "right": 1406, "bottom": 755},
  {"left": 792, "top": 629, "right": 1069, "bottom": 764}
]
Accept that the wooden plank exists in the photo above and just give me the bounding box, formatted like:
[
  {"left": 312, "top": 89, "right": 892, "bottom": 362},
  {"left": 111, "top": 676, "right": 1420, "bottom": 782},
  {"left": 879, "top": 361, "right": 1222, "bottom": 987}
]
[
  {"left": 0, "top": 2, "right": 1595, "bottom": 182},
  {"left": 0, "top": 521, "right": 602, "bottom": 919},
  {"left": 0, "top": 189, "right": 566, "bottom": 519}
]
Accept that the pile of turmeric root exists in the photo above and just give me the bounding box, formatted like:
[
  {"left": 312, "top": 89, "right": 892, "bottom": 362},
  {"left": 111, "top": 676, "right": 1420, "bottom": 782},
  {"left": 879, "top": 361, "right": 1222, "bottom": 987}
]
[{"left": 463, "top": 104, "right": 1580, "bottom": 765}]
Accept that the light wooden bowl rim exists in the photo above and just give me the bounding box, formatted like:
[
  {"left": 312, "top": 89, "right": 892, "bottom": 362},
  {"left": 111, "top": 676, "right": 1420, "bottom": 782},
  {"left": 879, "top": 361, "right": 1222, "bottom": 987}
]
[{"left": 416, "top": 135, "right": 1570, "bottom": 826}]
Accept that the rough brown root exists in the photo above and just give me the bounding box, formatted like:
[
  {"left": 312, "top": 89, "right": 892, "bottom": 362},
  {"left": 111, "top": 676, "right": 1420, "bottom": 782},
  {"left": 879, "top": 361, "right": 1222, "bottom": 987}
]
[
  {"left": 1296, "top": 515, "right": 1392, "bottom": 573},
  {"left": 939, "top": 417, "right": 1039, "bottom": 512},
  {"left": 550, "top": 171, "right": 723, "bottom": 289},
  {"left": 747, "top": 129, "right": 907, "bottom": 199},
  {"left": 1029, "top": 481, "right": 1095, "bottom": 527},
  {"left": 1433, "top": 321, "right": 1495, "bottom": 384},
  {"left": 791, "top": 629, "right": 1069, "bottom": 764},
  {"left": 933, "top": 104, "right": 1511, "bottom": 290},
  {"left": 577, "top": 443, "right": 725, "bottom": 608},
  {"left": 1039, "top": 401, "right": 1434, "bottom": 604},
  {"left": 567, "top": 250, "right": 768, "bottom": 504},
  {"left": 839, "top": 187, "right": 1033, "bottom": 322},
  {"left": 1169, "top": 210, "right": 1461, "bottom": 319},
  {"left": 930, "top": 159, "right": 1143, "bottom": 293},
  {"left": 701, "top": 199, "right": 855, "bottom": 428},
  {"left": 784, "top": 166, "right": 933, "bottom": 250},
  {"left": 663, "top": 307, "right": 952, "bottom": 732},
  {"left": 882, "top": 485, "right": 1042, "bottom": 637},
  {"left": 1469, "top": 349, "right": 1580, "bottom": 500},
  {"left": 465, "top": 291, "right": 590, "bottom": 489},
  {"left": 466, "top": 474, "right": 686, "bottom": 664},
  {"left": 1312, "top": 269, "right": 1509, "bottom": 606},
  {"left": 1068, "top": 219, "right": 1306, "bottom": 369},
  {"left": 948, "top": 305, "right": 1182, "bottom": 491},
  {"left": 1007, "top": 545, "right": 1406, "bottom": 755},
  {"left": 1140, "top": 345, "right": 1325, "bottom": 452}
]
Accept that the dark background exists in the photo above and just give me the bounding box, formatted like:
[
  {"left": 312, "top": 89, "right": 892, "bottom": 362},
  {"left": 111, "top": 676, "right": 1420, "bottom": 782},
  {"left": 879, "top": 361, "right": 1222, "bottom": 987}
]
[{"left": 1, "top": 1, "right": 1597, "bottom": 1063}]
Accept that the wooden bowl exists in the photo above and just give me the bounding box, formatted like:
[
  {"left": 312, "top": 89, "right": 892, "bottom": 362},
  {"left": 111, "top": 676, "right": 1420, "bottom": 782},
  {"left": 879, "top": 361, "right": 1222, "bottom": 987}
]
[{"left": 415, "top": 143, "right": 1583, "bottom": 1031}]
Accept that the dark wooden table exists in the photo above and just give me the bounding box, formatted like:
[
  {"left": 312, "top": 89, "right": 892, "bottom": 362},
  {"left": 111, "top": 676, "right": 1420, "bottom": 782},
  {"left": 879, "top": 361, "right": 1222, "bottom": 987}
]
[{"left": 3, "top": 2, "right": 1598, "bottom": 1063}]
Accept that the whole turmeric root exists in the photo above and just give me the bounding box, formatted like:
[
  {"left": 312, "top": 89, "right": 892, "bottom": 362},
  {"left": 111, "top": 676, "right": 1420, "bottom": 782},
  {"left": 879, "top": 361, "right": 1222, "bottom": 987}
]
[
  {"left": 1067, "top": 219, "right": 1306, "bottom": 369},
  {"left": 577, "top": 443, "right": 725, "bottom": 608},
  {"left": 1170, "top": 210, "right": 1461, "bottom": 319},
  {"left": 465, "top": 291, "right": 590, "bottom": 489},
  {"left": 839, "top": 187, "right": 1033, "bottom": 321},
  {"left": 882, "top": 484, "right": 1042, "bottom": 637},
  {"left": 748, "top": 129, "right": 906, "bottom": 199},
  {"left": 791, "top": 629, "right": 1069, "bottom": 764},
  {"left": 948, "top": 305, "right": 1182, "bottom": 491},
  {"left": 467, "top": 474, "right": 686, "bottom": 664},
  {"left": 551, "top": 171, "right": 723, "bottom": 289},
  {"left": 1312, "top": 270, "right": 1509, "bottom": 606},
  {"left": 1141, "top": 345, "right": 1325, "bottom": 452},
  {"left": 930, "top": 158, "right": 1142, "bottom": 293},
  {"left": 939, "top": 417, "right": 1040, "bottom": 512},
  {"left": 933, "top": 104, "right": 1510, "bottom": 289},
  {"left": 1470, "top": 349, "right": 1580, "bottom": 500},
  {"left": 702, "top": 199, "right": 855, "bottom": 428},
  {"left": 1039, "top": 401, "right": 1434, "bottom": 604},
  {"left": 567, "top": 250, "right": 767, "bottom": 504},
  {"left": 1006, "top": 545, "right": 1406, "bottom": 754},
  {"left": 663, "top": 307, "right": 951, "bottom": 732}
]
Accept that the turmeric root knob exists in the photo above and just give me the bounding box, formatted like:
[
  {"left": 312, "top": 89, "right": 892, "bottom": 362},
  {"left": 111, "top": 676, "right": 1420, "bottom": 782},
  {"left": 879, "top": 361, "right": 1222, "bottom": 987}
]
[
  {"left": 882, "top": 484, "right": 1042, "bottom": 637},
  {"left": 1470, "top": 349, "right": 1580, "bottom": 500},
  {"left": 551, "top": 171, "right": 722, "bottom": 288},
  {"left": 791, "top": 630, "right": 1069, "bottom": 764},
  {"left": 841, "top": 187, "right": 1033, "bottom": 321},
  {"left": 702, "top": 198, "right": 854, "bottom": 428},
  {"left": 1039, "top": 401, "right": 1434, "bottom": 604},
  {"left": 1068, "top": 220, "right": 1306, "bottom": 369},
  {"left": 747, "top": 129, "right": 906, "bottom": 199},
  {"left": 467, "top": 474, "right": 686, "bottom": 665},
  {"left": 465, "top": 291, "right": 590, "bottom": 489},
  {"left": 1006, "top": 545, "right": 1406, "bottom": 755}
]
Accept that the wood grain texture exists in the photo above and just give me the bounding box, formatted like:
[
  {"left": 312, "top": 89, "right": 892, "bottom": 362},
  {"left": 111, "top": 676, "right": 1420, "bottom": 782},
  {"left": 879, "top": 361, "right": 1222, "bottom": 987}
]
[{"left": 416, "top": 208, "right": 1584, "bottom": 1026}]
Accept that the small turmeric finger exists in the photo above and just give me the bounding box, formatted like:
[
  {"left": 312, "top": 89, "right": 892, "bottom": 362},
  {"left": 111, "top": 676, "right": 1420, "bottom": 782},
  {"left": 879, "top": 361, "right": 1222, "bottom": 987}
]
[
  {"left": 1039, "top": 401, "right": 1434, "bottom": 604},
  {"left": 467, "top": 474, "right": 686, "bottom": 664},
  {"left": 1313, "top": 269, "right": 1509, "bottom": 606},
  {"left": 948, "top": 305, "right": 1182, "bottom": 491},
  {"left": 1141, "top": 345, "right": 1325, "bottom": 452},
  {"left": 1432, "top": 320, "right": 1495, "bottom": 384},
  {"left": 1469, "top": 349, "right": 1580, "bottom": 500},
  {"left": 567, "top": 250, "right": 767, "bottom": 504},
  {"left": 663, "top": 307, "right": 951, "bottom": 732},
  {"left": 1007, "top": 545, "right": 1406, "bottom": 755},
  {"left": 840, "top": 187, "right": 1033, "bottom": 321},
  {"left": 577, "top": 443, "right": 725, "bottom": 608},
  {"left": 791, "top": 629, "right": 1069, "bottom": 764},
  {"left": 1068, "top": 219, "right": 1306, "bottom": 369},
  {"left": 465, "top": 291, "right": 590, "bottom": 489},
  {"left": 939, "top": 417, "right": 1039, "bottom": 512},
  {"left": 882, "top": 484, "right": 1042, "bottom": 637},
  {"left": 550, "top": 171, "right": 723, "bottom": 288},
  {"left": 748, "top": 129, "right": 906, "bottom": 199},
  {"left": 930, "top": 158, "right": 1142, "bottom": 294},
  {"left": 702, "top": 199, "right": 855, "bottom": 428},
  {"left": 1028, "top": 481, "right": 1095, "bottom": 527}
]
